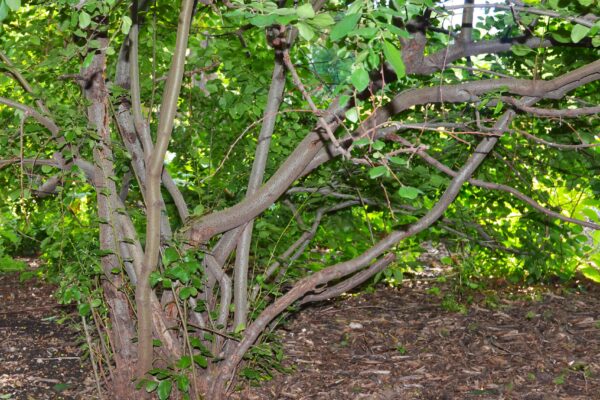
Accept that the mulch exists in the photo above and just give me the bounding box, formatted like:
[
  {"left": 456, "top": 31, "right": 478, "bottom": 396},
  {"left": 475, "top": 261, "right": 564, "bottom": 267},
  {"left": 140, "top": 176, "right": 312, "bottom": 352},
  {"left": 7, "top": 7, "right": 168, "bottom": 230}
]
[
  {"left": 0, "top": 265, "right": 98, "bottom": 400},
  {"left": 231, "top": 280, "right": 600, "bottom": 400},
  {"left": 1, "top": 259, "right": 599, "bottom": 400}
]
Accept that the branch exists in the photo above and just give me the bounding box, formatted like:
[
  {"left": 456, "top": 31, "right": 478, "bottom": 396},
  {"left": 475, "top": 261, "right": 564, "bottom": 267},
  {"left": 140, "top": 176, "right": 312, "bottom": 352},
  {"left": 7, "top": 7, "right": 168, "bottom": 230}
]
[
  {"left": 138, "top": 0, "right": 195, "bottom": 377},
  {"left": 234, "top": 56, "right": 287, "bottom": 329},
  {"left": 396, "top": 136, "right": 600, "bottom": 230},
  {"left": 306, "top": 59, "right": 600, "bottom": 172},
  {"left": 503, "top": 97, "right": 600, "bottom": 117},
  {"left": 0, "top": 51, "right": 50, "bottom": 115},
  {"left": 299, "top": 253, "right": 396, "bottom": 304},
  {"left": 515, "top": 128, "right": 600, "bottom": 150},
  {"left": 187, "top": 59, "right": 600, "bottom": 246},
  {"left": 0, "top": 97, "right": 59, "bottom": 136},
  {"left": 443, "top": 3, "right": 598, "bottom": 28},
  {"left": 209, "top": 110, "right": 514, "bottom": 398}
]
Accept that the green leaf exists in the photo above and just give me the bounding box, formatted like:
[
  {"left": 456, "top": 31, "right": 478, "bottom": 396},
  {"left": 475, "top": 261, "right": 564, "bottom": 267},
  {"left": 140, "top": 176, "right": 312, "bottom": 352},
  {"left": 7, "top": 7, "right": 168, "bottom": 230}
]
[
  {"left": 157, "top": 380, "right": 172, "bottom": 400},
  {"left": 310, "top": 13, "right": 334, "bottom": 27},
  {"left": 5, "top": 0, "right": 18, "bottom": 12},
  {"left": 193, "top": 354, "right": 208, "bottom": 368},
  {"left": 350, "top": 27, "right": 378, "bottom": 39},
  {"left": 398, "top": 186, "right": 422, "bottom": 199},
  {"left": 163, "top": 247, "right": 179, "bottom": 266},
  {"left": 345, "top": 107, "right": 359, "bottom": 123},
  {"left": 297, "top": 22, "right": 314, "bottom": 41},
  {"left": 354, "top": 137, "right": 370, "bottom": 147},
  {"left": 250, "top": 14, "right": 277, "bottom": 27},
  {"left": 571, "top": 24, "right": 590, "bottom": 43},
  {"left": 580, "top": 265, "right": 600, "bottom": 283},
  {"left": 145, "top": 380, "right": 159, "bottom": 393},
  {"left": 79, "top": 11, "right": 91, "bottom": 29},
  {"left": 177, "top": 356, "right": 192, "bottom": 369},
  {"left": 330, "top": 12, "right": 361, "bottom": 41},
  {"left": 368, "top": 165, "right": 388, "bottom": 179},
  {"left": 494, "top": 100, "right": 503, "bottom": 114},
  {"left": 296, "top": 3, "right": 314, "bottom": 19},
  {"left": 510, "top": 44, "right": 533, "bottom": 56},
  {"left": 176, "top": 375, "right": 190, "bottom": 392},
  {"left": 52, "top": 383, "right": 70, "bottom": 393},
  {"left": 234, "top": 322, "right": 246, "bottom": 334},
  {"left": 382, "top": 41, "right": 405, "bottom": 79},
  {"left": 167, "top": 266, "right": 190, "bottom": 283},
  {"left": 91, "top": 298, "right": 102, "bottom": 307},
  {"left": 339, "top": 94, "right": 351, "bottom": 107},
  {"left": 0, "top": 1, "right": 9, "bottom": 22},
  {"left": 372, "top": 140, "right": 385, "bottom": 150},
  {"left": 121, "top": 16, "right": 132, "bottom": 35},
  {"left": 179, "top": 286, "right": 198, "bottom": 300},
  {"left": 578, "top": 0, "right": 593, "bottom": 6},
  {"left": 82, "top": 53, "right": 94, "bottom": 68},
  {"left": 350, "top": 68, "right": 369, "bottom": 92},
  {"left": 78, "top": 303, "right": 91, "bottom": 316},
  {"left": 192, "top": 204, "right": 204, "bottom": 216},
  {"left": 388, "top": 156, "right": 406, "bottom": 165}
]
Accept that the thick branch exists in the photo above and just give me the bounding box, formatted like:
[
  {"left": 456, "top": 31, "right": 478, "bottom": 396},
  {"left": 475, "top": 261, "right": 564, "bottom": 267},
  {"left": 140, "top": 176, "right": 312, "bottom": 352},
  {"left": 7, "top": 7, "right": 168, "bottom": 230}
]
[
  {"left": 299, "top": 253, "right": 396, "bottom": 304},
  {"left": 503, "top": 97, "right": 600, "bottom": 117},
  {"left": 137, "top": 0, "right": 194, "bottom": 377},
  {"left": 209, "top": 111, "right": 513, "bottom": 398},
  {"left": 234, "top": 58, "right": 287, "bottom": 329}
]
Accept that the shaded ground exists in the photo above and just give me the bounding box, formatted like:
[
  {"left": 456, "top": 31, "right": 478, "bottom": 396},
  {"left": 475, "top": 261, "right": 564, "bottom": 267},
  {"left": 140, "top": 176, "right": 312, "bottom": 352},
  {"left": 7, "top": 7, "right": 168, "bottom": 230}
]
[
  {"left": 1, "top": 258, "right": 599, "bottom": 400},
  {"left": 232, "top": 280, "right": 600, "bottom": 400},
  {"left": 0, "top": 260, "right": 97, "bottom": 400}
]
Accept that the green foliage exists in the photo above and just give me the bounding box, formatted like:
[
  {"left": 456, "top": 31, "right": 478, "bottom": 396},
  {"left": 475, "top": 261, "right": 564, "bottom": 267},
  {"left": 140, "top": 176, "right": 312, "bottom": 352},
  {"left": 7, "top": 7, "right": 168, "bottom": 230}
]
[{"left": 1, "top": 1, "right": 600, "bottom": 396}]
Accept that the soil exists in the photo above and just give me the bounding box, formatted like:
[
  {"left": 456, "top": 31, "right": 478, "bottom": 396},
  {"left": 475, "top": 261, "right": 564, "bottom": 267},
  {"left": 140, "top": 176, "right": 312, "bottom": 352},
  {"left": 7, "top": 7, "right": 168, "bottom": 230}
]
[
  {"left": 0, "top": 260, "right": 98, "bottom": 400},
  {"left": 1, "top": 258, "right": 599, "bottom": 400},
  {"left": 232, "top": 280, "right": 600, "bottom": 400}
]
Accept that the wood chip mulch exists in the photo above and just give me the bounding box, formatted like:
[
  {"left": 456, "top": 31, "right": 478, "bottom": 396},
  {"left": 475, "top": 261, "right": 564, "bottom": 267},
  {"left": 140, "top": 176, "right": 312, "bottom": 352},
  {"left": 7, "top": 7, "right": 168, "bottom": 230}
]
[
  {"left": 231, "top": 281, "right": 600, "bottom": 400},
  {"left": 0, "top": 268, "right": 98, "bottom": 400}
]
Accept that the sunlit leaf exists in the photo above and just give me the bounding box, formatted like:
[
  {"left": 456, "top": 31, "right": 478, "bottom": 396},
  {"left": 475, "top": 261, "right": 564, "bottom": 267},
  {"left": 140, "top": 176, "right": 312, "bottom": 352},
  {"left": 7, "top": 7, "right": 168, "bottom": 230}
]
[
  {"left": 571, "top": 24, "right": 590, "bottom": 43},
  {"left": 369, "top": 165, "right": 388, "bottom": 179},
  {"left": 157, "top": 380, "right": 172, "bottom": 400},
  {"left": 330, "top": 12, "right": 361, "bottom": 41},
  {"left": 382, "top": 40, "right": 405, "bottom": 78},
  {"left": 350, "top": 67, "right": 369, "bottom": 92},
  {"left": 297, "top": 22, "right": 314, "bottom": 41},
  {"left": 79, "top": 11, "right": 91, "bottom": 29},
  {"left": 5, "top": 0, "right": 18, "bottom": 12},
  {"left": 311, "top": 13, "right": 335, "bottom": 27},
  {"left": 296, "top": 3, "right": 315, "bottom": 19},
  {"left": 398, "top": 186, "right": 422, "bottom": 199}
]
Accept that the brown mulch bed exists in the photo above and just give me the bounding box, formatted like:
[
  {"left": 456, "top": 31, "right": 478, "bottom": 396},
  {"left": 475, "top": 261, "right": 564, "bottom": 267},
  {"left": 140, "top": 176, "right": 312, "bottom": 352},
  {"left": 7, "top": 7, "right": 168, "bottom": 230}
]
[
  {"left": 0, "top": 264, "right": 98, "bottom": 400},
  {"left": 2, "top": 258, "right": 599, "bottom": 400},
  {"left": 232, "top": 280, "right": 600, "bottom": 400}
]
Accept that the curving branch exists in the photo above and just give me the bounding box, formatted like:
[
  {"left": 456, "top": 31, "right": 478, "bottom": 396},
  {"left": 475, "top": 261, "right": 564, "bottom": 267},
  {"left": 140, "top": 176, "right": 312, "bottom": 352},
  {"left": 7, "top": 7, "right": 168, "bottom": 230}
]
[
  {"left": 307, "top": 59, "right": 600, "bottom": 173},
  {"left": 233, "top": 56, "right": 287, "bottom": 330},
  {"left": 137, "top": 0, "right": 195, "bottom": 376},
  {"left": 0, "top": 97, "right": 59, "bottom": 136},
  {"left": 299, "top": 253, "right": 396, "bottom": 304},
  {"left": 0, "top": 51, "right": 50, "bottom": 115},
  {"left": 503, "top": 97, "right": 600, "bottom": 118},
  {"left": 208, "top": 110, "right": 515, "bottom": 398},
  {"left": 394, "top": 136, "right": 600, "bottom": 230},
  {"left": 442, "top": 3, "right": 598, "bottom": 28},
  {"left": 516, "top": 128, "right": 600, "bottom": 150}
]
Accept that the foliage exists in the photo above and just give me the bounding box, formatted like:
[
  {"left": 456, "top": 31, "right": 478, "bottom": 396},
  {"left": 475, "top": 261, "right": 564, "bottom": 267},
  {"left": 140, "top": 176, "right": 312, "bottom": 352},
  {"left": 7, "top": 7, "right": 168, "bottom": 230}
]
[{"left": 1, "top": 0, "right": 600, "bottom": 398}]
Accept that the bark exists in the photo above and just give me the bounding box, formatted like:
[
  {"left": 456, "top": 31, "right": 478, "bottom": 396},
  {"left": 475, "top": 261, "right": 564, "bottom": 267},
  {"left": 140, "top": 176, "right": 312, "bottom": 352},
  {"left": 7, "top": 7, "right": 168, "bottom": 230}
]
[
  {"left": 208, "top": 111, "right": 514, "bottom": 398},
  {"left": 81, "top": 34, "right": 137, "bottom": 398},
  {"left": 233, "top": 58, "right": 286, "bottom": 330},
  {"left": 137, "top": 0, "right": 195, "bottom": 377}
]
